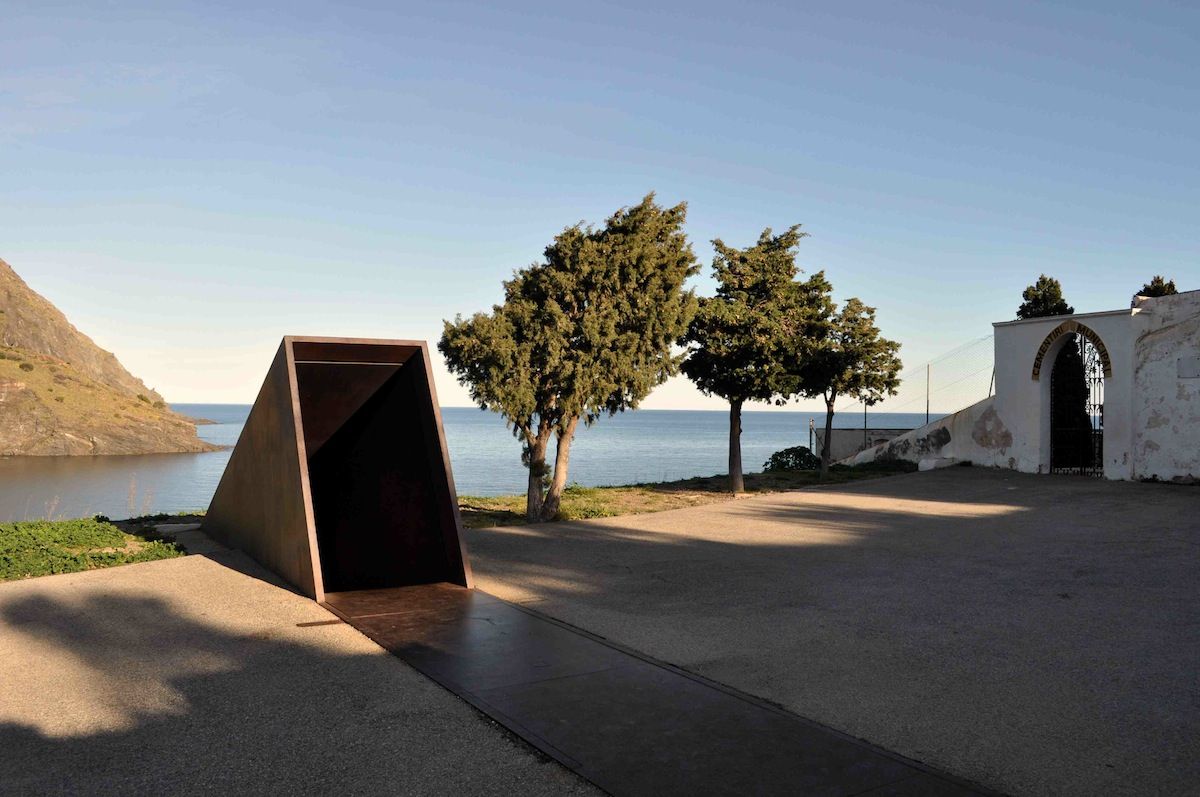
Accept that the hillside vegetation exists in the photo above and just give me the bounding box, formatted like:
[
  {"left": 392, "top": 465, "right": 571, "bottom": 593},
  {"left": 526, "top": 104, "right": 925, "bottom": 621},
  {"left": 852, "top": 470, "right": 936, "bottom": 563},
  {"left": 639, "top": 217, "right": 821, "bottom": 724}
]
[{"left": 0, "top": 347, "right": 215, "bottom": 455}]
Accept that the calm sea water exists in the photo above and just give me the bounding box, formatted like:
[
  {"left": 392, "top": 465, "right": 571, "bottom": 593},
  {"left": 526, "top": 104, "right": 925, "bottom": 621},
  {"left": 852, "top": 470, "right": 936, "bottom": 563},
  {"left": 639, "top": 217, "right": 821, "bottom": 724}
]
[{"left": 0, "top": 405, "right": 939, "bottom": 522}]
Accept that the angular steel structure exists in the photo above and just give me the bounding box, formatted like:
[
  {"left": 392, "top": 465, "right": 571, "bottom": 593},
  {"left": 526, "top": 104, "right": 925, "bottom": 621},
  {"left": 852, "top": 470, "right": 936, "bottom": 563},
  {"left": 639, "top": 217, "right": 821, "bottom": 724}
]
[{"left": 204, "top": 336, "right": 472, "bottom": 600}]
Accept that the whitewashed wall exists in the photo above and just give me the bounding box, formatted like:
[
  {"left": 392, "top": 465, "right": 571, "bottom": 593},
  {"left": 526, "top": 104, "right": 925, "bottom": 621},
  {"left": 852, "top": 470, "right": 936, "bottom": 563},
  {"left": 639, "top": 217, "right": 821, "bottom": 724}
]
[
  {"left": 849, "top": 296, "right": 1199, "bottom": 483},
  {"left": 992, "top": 310, "right": 1135, "bottom": 479},
  {"left": 1132, "top": 291, "right": 1200, "bottom": 482}
]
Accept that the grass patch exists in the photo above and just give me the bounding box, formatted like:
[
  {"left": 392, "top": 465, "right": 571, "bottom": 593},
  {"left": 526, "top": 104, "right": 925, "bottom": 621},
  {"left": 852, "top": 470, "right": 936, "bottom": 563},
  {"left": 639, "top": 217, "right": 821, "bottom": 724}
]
[
  {"left": 0, "top": 517, "right": 184, "bottom": 582},
  {"left": 458, "top": 461, "right": 916, "bottom": 529}
]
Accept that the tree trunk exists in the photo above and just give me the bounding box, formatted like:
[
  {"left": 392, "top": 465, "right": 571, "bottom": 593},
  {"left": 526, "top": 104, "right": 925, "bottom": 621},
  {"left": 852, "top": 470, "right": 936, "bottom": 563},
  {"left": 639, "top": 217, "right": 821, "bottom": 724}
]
[
  {"left": 540, "top": 416, "right": 580, "bottom": 521},
  {"left": 524, "top": 428, "right": 552, "bottom": 522},
  {"left": 820, "top": 396, "right": 836, "bottom": 479},
  {"left": 728, "top": 399, "right": 745, "bottom": 494}
]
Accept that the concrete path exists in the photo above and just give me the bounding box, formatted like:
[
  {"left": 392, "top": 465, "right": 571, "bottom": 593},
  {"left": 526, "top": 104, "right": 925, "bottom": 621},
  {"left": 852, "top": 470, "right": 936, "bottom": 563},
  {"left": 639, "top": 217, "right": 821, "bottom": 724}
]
[
  {"left": 467, "top": 469, "right": 1200, "bottom": 797},
  {"left": 0, "top": 550, "right": 598, "bottom": 796}
]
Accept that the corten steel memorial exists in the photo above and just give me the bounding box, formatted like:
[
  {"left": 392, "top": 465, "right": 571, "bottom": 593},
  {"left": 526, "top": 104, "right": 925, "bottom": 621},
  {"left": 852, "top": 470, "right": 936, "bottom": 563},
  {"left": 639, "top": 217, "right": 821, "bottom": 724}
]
[
  {"left": 200, "top": 341, "right": 985, "bottom": 797},
  {"left": 204, "top": 336, "right": 472, "bottom": 601}
]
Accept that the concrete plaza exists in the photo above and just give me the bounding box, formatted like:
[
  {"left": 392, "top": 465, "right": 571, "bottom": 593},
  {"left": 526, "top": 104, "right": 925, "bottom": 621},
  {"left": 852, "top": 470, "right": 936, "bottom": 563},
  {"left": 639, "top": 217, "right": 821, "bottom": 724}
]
[
  {"left": 1, "top": 468, "right": 1195, "bottom": 795},
  {"left": 0, "top": 549, "right": 597, "bottom": 795},
  {"left": 468, "top": 468, "right": 1199, "bottom": 796}
]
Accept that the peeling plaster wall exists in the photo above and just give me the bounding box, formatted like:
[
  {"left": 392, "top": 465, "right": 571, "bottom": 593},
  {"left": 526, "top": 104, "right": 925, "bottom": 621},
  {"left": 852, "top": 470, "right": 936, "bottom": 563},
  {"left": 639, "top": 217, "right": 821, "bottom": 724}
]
[{"left": 1131, "top": 290, "right": 1200, "bottom": 483}]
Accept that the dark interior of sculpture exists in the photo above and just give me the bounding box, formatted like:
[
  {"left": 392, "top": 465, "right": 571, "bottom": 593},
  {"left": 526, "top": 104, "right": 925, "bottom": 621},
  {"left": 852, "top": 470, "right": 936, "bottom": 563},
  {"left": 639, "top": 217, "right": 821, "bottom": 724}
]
[{"left": 293, "top": 342, "right": 460, "bottom": 592}]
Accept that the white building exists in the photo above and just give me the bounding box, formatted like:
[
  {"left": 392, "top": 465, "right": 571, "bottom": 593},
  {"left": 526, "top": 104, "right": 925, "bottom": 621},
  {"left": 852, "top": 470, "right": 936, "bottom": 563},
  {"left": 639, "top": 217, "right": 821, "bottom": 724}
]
[{"left": 850, "top": 290, "right": 1200, "bottom": 482}]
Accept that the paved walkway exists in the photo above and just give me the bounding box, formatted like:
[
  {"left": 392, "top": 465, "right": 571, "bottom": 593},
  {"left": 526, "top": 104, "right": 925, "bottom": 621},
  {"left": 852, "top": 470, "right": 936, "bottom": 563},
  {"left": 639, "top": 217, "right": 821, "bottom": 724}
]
[
  {"left": 467, "top": 469, "right": 1200, "bottom": 797},
  {"left": 324, "top": 584, "right": 991, "bottom": 796},
  {"left": 4, "top": 468, "right": 1195, "bottom": 795},
  {"left": 0, "top": 551, "right": 597, "bottom": 796}
]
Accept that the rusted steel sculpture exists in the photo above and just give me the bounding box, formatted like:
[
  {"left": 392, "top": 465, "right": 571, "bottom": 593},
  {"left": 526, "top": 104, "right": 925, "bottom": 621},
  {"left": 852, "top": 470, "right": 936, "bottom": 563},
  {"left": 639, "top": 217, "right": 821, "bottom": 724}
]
[{"left": 204, "top": 337, "right": 472, "bottom": 600}]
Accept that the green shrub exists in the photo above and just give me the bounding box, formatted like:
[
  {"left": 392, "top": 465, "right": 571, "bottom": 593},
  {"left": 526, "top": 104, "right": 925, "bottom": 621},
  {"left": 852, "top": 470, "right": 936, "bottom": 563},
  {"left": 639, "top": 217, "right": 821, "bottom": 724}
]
[
  {"left": 763, "top": 445, "right": 822, "bottom": 472},
  {"left": 137, "top": 394, "right": 150, "bottom": 403},
  {"left": 19, "top": 362, "right": 33, "bottom": 372}
]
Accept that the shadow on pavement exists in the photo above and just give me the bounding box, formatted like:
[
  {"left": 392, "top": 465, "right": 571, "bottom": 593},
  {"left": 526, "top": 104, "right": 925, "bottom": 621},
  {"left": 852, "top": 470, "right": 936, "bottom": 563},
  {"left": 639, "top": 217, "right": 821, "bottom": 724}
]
[{"left": 0, "top": 586, "right": 595, "bottom": 796}]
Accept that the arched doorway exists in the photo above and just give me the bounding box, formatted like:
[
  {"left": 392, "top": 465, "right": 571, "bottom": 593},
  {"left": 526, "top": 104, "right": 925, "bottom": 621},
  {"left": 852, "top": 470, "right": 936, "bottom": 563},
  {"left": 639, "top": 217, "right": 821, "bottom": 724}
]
[{"left": 1049, "top": 333, "right": 1104, "bottom": 475}]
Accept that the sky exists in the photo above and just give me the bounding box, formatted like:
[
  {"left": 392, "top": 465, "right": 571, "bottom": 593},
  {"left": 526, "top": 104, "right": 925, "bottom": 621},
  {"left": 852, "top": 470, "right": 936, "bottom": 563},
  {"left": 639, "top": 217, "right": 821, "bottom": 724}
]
[{"left": 2, "top": 0, "right": 1196, "bottom": 412}]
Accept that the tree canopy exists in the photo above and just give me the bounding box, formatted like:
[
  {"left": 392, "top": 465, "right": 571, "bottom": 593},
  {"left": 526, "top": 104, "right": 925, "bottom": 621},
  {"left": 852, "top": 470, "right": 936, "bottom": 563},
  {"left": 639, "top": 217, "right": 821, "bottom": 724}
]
[
  {"left": 680, "top": 226, "right": 830, "bottom": 492},
  {"left": 796, "top": 298, "right": 902, "bottom": 473},
  {"left": 1138, "top": 275, "right": 1178, "bottom": 298},
  {"left": 439, "top": 193, "right": 698, "bottom": 521},
  {"left": 1017, "top": 274, "right": 1074, "bottom": 319}
]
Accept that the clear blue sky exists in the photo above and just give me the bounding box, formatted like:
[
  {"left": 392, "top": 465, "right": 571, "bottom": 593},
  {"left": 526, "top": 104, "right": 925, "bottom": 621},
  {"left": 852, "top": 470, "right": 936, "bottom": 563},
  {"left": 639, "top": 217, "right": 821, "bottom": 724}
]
[{"left": 3, "top": 0, "right": 1196, "bottom": 410}]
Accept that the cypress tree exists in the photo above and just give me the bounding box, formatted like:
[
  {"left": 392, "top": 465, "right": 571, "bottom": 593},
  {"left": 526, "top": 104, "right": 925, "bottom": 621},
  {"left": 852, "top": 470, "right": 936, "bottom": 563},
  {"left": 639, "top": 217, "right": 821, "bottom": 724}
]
[
  {"left": 681, "top": 227, "right": 828, "bottom": 493},
  {"left": 440, "top": 194, "right": 698, "bottom": 521}
]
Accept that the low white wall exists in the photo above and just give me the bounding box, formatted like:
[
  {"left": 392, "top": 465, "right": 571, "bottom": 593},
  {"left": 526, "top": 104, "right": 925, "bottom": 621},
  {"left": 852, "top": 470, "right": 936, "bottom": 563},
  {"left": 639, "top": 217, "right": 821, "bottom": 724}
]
[
  {"left": 814, "top": 428, "right": 912, "bottom": 463},
  {"left": 846, "top": 395, "right": 1017, "bottom": 469},
  {"left": 1132, "top": 291, "right": 1200, "bottom": 483}
]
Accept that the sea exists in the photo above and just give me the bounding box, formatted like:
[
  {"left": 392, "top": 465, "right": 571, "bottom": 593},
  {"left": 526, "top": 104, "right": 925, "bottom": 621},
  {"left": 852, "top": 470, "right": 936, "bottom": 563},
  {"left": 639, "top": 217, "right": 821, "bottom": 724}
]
[{"left": 0, "top": 405, "right": 940, "bottom": 522}]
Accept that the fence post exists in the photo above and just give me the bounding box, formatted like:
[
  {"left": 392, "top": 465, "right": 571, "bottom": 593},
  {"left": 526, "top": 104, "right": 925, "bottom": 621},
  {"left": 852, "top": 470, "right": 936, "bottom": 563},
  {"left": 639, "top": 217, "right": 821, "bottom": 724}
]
[{"left": 926, "top": 363, "right": 930, "bottom": 425}]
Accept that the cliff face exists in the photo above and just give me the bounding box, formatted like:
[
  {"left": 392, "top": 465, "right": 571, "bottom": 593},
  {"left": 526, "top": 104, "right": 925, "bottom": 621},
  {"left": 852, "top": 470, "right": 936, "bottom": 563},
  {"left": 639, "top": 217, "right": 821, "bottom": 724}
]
[{"left": 0, "top": 258, "right": 217, "bottom": 456}]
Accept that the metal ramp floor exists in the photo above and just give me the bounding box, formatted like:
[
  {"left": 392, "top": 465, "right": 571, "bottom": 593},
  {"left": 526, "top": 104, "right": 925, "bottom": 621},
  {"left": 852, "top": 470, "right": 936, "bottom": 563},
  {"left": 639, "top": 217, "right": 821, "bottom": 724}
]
[{"left": 322, "top": 584, "right": 993, "bottom": 796}]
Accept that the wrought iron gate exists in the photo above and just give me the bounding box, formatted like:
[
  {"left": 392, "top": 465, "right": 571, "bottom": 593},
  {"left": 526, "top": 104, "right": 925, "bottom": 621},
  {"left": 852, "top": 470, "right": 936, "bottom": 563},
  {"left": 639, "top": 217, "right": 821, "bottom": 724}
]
[{"left": 1050, "top": 333, "right": 1104, "bottom": 476}]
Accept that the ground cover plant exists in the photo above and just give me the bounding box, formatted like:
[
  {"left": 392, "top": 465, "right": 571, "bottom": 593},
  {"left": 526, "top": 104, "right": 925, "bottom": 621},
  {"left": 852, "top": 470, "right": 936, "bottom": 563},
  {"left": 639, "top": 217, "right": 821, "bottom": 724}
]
[{"left": 0, "top": 517, "right": 183, "bottom": 582}]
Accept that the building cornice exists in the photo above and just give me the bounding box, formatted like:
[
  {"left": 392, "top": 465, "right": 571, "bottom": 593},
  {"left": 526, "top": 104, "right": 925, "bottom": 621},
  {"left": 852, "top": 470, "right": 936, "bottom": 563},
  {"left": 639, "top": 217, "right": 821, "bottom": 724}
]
[{"left": 992, "top": 308, "right": 1135, "bottom": 328}]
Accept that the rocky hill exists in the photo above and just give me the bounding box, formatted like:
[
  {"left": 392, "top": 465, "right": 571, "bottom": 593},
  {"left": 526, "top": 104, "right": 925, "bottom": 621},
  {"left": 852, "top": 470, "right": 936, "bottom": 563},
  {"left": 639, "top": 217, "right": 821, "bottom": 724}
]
[{"left": 0, "top": 258, "right": 217, "bottom": 455}]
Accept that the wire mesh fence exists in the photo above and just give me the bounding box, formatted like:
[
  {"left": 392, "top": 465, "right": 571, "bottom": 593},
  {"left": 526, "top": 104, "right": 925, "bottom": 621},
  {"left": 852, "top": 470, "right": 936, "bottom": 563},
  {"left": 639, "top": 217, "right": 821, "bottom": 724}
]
[{"left": 834, "top": 333, "right": 995, "bottom": 420}]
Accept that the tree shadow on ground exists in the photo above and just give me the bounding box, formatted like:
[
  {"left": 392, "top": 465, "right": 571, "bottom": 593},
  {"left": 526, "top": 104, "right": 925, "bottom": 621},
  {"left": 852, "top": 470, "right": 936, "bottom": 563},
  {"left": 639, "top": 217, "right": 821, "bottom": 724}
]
[{"left": 0, "top": 581, "right": 594, "bottom": 796}]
